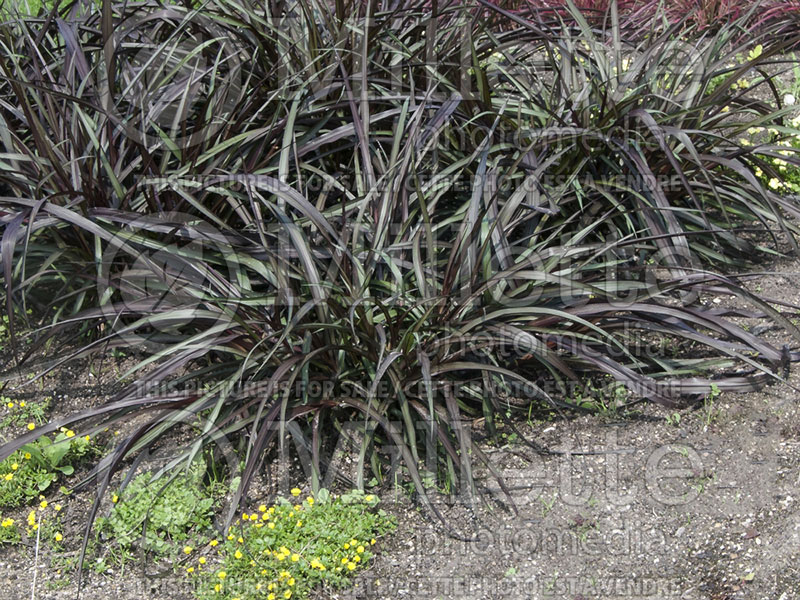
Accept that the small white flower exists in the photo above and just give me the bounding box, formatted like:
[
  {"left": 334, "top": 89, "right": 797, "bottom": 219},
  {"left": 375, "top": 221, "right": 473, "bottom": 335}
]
[{"left": 784, "top": 94, "right": 796, "bottom": 106}]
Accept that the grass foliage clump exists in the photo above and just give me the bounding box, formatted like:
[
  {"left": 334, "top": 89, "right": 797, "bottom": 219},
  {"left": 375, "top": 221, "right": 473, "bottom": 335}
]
[
  {"left": 1, "top": 0, "right": 800, "bottom": 558},
  {"left": 516, "top": 0, "right": 800, "bottom": 36}
]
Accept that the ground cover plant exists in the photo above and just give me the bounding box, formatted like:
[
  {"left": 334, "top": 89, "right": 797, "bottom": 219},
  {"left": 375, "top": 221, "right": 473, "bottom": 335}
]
[
  {"left": 0, "top": 497, "right": 65, "bottom": 548},
  {"left": 94, "top": 459, "right": 221, "bottom": 567},
  {"left": 2, "top": 0, "right": 800, "bottom": 596},
  {"left": 0, "top": 395, "right": 51, "bottom": 429},
  {"left": 190, "top": 488, "right": 394, "bottom": 600},
  {"left": 0, "top": 427, "right": 94, "bottom": 507}
]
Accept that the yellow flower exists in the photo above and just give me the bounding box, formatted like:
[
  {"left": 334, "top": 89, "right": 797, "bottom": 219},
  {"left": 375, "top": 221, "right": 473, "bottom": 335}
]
[
  {"left": 217, "top": 571, "right": 227, "bottom": 579},
  {"left": 347, "top": 562, "right": 356, "bottom": 570},
  {"left": 353, "top": 554, "right": 361, "bottom": 563},
  {"left": 6, "top": 402, "right": 13, "bottom": 408},
  {"left": 343, "top": 543, "right": 350, "bottom": 549},
  {"left": 268, "top": 522, "right": 275, "bottom": 529},
  {"left": 1, "top": 518, "right": 13, "bottom": 527},
  {"left": 341, "top": 557, "right": 348, "bottom": 564},
  {"left": 3, "top": 474, "right": 12, "bottom": 481},
  {"left": 268, "top": 595, "right": 275, "bottom": 600},
  {"left": 237, "top": 536, "right": 244, "bottom": 544},
  {"left": 242, "top": 513, "right": 249, "bottom": 521},
  {"left": 365, "top": 495, "right": 374, "bottom": 502},
  {"left": 84, "top": 435, "right": 91, "bottom": 442},
  {"left": 209, "top": 539, "right": 218, "bottom": 546},
  {"left": 290, "top": 488, "right": 301, "bottom": 497},
  {"left": 262, "top": 513, "right": 269, "bottom": 521},
  {"left": 288, "top": 578, "right": 295, "bottom": 586},
  {"left": 291, "top": 553, "right": 299, "bottom": 562},
  {"left": 258, "top": 504, "right": 267, "bottom": 512},
  {"left": 112, "top": 494, "right": 119, "bottom": 503},
  {"left": 27, "top": 423, "right": 35, "bottom": 431},
  {"left": 306, "top": 497, "right": 314, "bottom": 505},
  {"left": 65, "top": 430, "right": 75, "bottom": 438},
  {"left": 214, "top": 585, "right": 221, "bottom": 593},
  {"left": 23, "top": 453, "right": 31, "bottom": 460},
  {"left": 186, "top": 567, "right": 194, "bottom": 573},
  {"left": 183, "top": 546, "right": 193, "bottom": 555},
  {"left": 27, "top": 510, "right": 36, "bottom": 527},
  {"left": 19, "top": 402, "right": 25, "bottom": 408},
  {"left": 234, "top": 550, "right": 243, "bottom": 560},
  {"left": 199, "top": 557, "right": 206, "bottom": 565},
  {"left": 296, "top": 521, "right": 302, "bottom": 527},
  {"left": 39, "top": 500, "right": 48, "bottom": 509},
  {"left": 357, "top": 545, "right": 365, "bottom": 553},
  {"left": 284, "top": 591, "right": 292, "bottom": 599}
]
